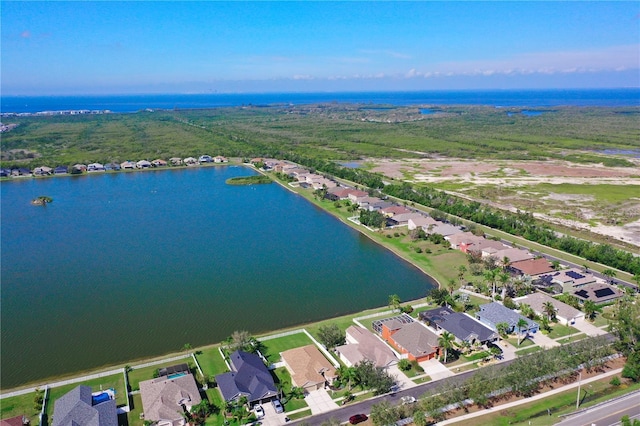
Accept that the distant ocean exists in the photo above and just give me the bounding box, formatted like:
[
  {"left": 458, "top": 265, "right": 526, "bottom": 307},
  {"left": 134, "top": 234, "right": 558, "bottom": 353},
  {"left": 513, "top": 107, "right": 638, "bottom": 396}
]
[{"left": 1, "top": 88, "right": 639, "bottom": 114}]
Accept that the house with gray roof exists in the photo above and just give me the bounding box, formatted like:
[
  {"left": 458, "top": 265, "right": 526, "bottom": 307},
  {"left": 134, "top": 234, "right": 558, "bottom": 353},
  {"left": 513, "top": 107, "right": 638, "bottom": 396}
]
[
  {"left": 52, "top": 385, "right": 117, "bottom": 426},
  {"left": 419, "top": 307, "right": 498, "bottom": 345},
  {"left": 139, "top": 371, "right": 201, "bottom": 426},
  {"left": 215, "top": 350, "right": 278, "bottom": 406},
  {"left": 476, "top": 302, "right": 539, "bottom": 334}
]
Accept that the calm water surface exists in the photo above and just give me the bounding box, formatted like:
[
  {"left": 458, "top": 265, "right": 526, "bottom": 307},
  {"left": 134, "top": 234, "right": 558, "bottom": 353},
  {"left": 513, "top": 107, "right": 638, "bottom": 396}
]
[{"left": 1, "top": 167, "right": 435, "bottom": 388}]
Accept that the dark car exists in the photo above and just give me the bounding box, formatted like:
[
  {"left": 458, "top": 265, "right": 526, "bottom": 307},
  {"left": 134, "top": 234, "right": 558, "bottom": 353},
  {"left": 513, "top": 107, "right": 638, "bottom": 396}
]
[{"left": 349, "top": 414, "right": 368, "bottom": 424}]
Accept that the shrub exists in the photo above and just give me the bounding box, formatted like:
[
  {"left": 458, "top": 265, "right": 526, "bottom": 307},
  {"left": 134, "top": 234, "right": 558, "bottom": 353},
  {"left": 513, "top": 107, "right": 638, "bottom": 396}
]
[
  {"left": 401, "top": 305, "right": 414, "bottom": 314},
  {"left": 398, "top": 359, "right": 412, "bottom": 371},
  {"left": 410, "top": 360, "right": 424, "bottom": 373},
  {"left": 610, "top": 376, "right": 621, "bottom": 386},
  {"left": 415, "top": 247, "right": 422, "bottom": 253}
]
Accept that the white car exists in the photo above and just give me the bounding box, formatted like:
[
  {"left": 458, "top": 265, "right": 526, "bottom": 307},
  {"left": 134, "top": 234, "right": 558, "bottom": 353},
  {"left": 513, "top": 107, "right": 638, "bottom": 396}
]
[
  {"left": 401, "top": 396, "right": 416, "bottom": 405},
  {"left": 254, "top": 405, "right": 265, "bottom": 417}
]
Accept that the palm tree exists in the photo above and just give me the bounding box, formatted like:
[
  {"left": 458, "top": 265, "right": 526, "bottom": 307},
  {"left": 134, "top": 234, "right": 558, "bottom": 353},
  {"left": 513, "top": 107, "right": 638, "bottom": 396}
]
[
  {"left": 517, "top": 318, "right": 529, "bottom": 346},
  {"left": 602, "top": 268, "right": 617, "bottom": 284},
  {"left": 458, "top": 265, "right": 467, "bottom": 285},
  {"left": 438, "top": 331, "right": 456, "bottom": 364},
  {"left": 484, "top": 268, "right": 500, "bottom": 301},
  {"left": 498, "top": 271, "right": 511, "bottom": 299},
  {"left": 583, "top": 300, "right": 601, "bottom": 321},
  {"left": 501, "top": 256, "right": 511, "bottom": 272},
  {"left": 388, "top": 294, "right": 401, "bottom": 312},
  {"left": 542, "top": 301, "right": 556, "bottom": 322}
]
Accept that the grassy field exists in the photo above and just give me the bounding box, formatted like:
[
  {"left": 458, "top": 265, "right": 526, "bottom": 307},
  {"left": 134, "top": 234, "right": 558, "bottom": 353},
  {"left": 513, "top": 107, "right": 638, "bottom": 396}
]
[
  {"left": 543, "top": 324, "right": 579, "bottom": 339},
  {"left": 127, "top": 359, "right": 195, "bottom": 391},
  {"left": 260, "top": 332, "right": 315, "bottom": 364},
  {"left": 0, "top": 391, "right": 42, "bottom": 426}
]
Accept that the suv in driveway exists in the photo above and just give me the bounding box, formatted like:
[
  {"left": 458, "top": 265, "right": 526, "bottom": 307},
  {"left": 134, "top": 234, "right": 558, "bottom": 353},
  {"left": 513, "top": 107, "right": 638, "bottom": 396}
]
[
  {"left": 254, "top": 405, "right": 264, "bottom": 417},
  {"left": 272, "top": 399, "right": 284, "bottom": 413}
]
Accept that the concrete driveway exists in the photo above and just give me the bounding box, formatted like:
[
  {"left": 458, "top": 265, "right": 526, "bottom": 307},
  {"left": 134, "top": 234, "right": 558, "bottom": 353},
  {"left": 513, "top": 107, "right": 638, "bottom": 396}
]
[
  {"left": 419, "top": 359, "right": 453, "bottom": 381},
  {"left": 304, "top": 388, "right": 339, "bottom": 415}
]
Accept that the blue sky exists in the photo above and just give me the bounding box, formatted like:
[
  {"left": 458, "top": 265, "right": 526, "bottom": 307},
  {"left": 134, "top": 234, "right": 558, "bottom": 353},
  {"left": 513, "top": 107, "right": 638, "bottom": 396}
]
[{"left": 2, "top": 1, "right": 639, "bottom": 95}]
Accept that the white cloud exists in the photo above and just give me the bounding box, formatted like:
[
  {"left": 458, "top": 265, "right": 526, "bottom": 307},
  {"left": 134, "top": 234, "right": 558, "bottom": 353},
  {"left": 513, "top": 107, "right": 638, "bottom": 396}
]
[{"left": 406, "top": 45, "right": 639, "bottom": 79}]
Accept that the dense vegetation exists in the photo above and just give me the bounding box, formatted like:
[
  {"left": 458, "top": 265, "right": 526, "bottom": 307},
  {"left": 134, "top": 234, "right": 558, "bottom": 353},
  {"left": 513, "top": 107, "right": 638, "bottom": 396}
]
[
  {"left": 2, "top": 105, "right": 639, "bottom": 168},
  {"left": 225, "top": 175, "right": 271, "bottom": 185}
]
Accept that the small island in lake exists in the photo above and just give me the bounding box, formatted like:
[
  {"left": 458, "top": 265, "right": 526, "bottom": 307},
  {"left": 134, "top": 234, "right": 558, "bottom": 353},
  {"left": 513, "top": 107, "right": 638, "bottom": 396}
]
[
  {"left": 31, "top": 196, "right": 53, "bottom": 205},
  {"left": 225, "top": 175, "right": 272, "bottom": 185}
]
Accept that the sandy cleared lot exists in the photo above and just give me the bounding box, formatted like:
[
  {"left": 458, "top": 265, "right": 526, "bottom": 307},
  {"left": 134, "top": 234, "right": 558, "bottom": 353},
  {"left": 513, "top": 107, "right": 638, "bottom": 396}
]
[{"left": 368, "top": 158, "right": 640, "bottom": 248}]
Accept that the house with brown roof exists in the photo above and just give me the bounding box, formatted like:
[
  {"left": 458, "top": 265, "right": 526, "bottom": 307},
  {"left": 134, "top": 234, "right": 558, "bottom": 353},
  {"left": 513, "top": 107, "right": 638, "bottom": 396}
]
[
  {"left": 573, "top": 283, "right": 624, "bottom": 305},
  {"left": 372, "top": 314, "right": 439, "bottom": 362},
  {"left": 509, "top": 258, "right": 555, "bottom": 278},
  {"left": 387, "top": 212, "right": 427, "bottom": 227},
  {"left": 466, "top": 238, "right": 507, "bottom": 255},
  {"left": 139, "top": 371, "right": 202, "bottom": 426},
  {"left": 335, "top": 326, "right": 398, "bottom": 368},
  {"left": 380, "top": 205, "right": 412, "bottom": 217},
  {"left": 281, "top": 345, "right": 337, "bottom": 392},
  {"left": 407, "top": 216, "right": 439, "bottom": 230},
  {"left": 347, "top": 190, "right": 369, "bottom": 202},
  {"left": 424, "top": 223, "right": 463, "bottom": 237},
  {"left": 446, "top": 232, "right": 483, "bottom": 250},
  {"left": 488, "top": 247, "right": 534, "bottom": 264}
]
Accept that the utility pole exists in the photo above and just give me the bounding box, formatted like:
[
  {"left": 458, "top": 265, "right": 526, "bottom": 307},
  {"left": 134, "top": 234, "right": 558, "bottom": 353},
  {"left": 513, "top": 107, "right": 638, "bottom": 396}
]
[{"left": 576, "top": 371, "right": 582, "bottom": 409}]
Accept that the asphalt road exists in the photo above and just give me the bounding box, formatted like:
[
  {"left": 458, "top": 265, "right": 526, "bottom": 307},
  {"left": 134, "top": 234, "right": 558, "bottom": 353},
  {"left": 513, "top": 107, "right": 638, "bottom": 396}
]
[
  {"left": 289, "top": 360, "right": 513, "bottom": 425},
  {"left": 556, "top": 390, "right": 640, "bottom": 426}
]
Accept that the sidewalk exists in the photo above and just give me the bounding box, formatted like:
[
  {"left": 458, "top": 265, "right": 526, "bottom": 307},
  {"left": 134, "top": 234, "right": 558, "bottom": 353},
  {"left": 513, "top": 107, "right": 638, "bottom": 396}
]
[{"left": 438, "top": 368, "right": 624, "bottom": 425}]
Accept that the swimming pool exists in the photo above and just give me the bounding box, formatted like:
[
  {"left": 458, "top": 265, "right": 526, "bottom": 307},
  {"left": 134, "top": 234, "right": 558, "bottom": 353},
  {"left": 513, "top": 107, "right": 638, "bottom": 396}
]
[{"left": 167, "top": 372, "right": 187, "bottom": 379}]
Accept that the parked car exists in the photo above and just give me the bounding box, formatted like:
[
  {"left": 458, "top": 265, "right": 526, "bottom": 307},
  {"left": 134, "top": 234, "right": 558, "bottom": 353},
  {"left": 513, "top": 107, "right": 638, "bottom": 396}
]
[
  {"left": 349, "top": 414, "right": 368, "bottom": 424},
  {"left": 272, "top": 399, "right": 284, "bottom": 413},
  {"left": 401, "top": 396, "right": 416, "bottom": 405},
  {"left": 254, "top": 405, "right": 264, "bottom": 417}
]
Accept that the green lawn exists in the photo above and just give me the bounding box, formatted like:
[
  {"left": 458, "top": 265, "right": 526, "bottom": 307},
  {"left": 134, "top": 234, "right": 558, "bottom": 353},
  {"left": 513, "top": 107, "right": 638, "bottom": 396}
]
[
  {"left": 127, "top": 393, "right": 144, "bottom": 426},
  {"left": 515, "top": 346, "right": 543, "bottom": 356},
  {"left": 261, "top": 332, "right": 314, "bottom": 364},
  {"left": 287, "top": 409, "right": 312, "bottom": 420},
  {"left": 557, "top": 333, "right": 587, "bottom": 344},
  {"left": 543, "top": 324, "right": 579, "bottom": 339},
  {"left": 506, "top": 336, "right": 535, "bottom": 348},
  {"left": 0, "top": 391, "right": 41, "bottom": 425},
  {"left": 195, "top": 347, "right": 229, "bottom": 377}
]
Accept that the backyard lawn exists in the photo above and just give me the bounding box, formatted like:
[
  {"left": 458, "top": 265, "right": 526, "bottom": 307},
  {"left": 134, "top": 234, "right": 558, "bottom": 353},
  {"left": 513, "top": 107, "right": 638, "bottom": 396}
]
[
  {"left": 127, "top": 359, "right": 194, "bottom": 391},
  {"left": 195, "top": 347, "right": 229, "bottom": 377},
  {"left": 260, "top": 332, "right": 314, "bottom": 364},
  {"left": 0, "top": 391, "right": 41, "bottom": 426},
  {"left": 45, "top": 374, "right": 127, "bottom": 419}
]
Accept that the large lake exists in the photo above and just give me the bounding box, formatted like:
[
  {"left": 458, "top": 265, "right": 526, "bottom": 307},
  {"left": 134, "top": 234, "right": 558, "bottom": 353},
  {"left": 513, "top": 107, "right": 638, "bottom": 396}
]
[{"left": 0, "top": 166, "right": 435, "bottom": 388}]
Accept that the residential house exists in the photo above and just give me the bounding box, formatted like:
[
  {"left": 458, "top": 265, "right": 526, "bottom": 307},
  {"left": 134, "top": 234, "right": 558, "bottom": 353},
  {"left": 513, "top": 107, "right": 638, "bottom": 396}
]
[
  {"left": 424, "top": 223, "right": 463, "bottom": 237},
  {"left": 407, "top": 216, "right": 439, "bottom": 231},
  {"left": 120, "top": 161, "right": 136, "bottom": 170},
  {"left": 0, "top": 168, "right": 12, "bottom": 177},
  {"left": 476, "top": 302, "right": 539, "bottom": 334},
  {"left": 355, "top": 196, "right": 383, "bottom": 208},
  {"left": 514, "top": 292, "right": 584, "bottom": 325},
  {"left": 537, "top": 268, "right": 597, "bottom": 293},
  {"left": 152, "top": 159, "right": 168, "bottom": 167},
  {"left": 33, "top": 166, "right": 53, "bottom": 176},
  {"left": 0, "top": 415, "right": 30, "bottom": 426},
  {"left": 136, "top": 160, "right": 152, "bottom": 169},
  {"left": 445, "top": 232, "right": 483, "bottom": 250},
  {"left": 214, "top": 156, "right": 228, "bottom": 163},
  {"left": 281, "top": 345, "right": 337, "bottom": 392},
  {"left": 183, "top": 157, "right": 199, "bottom": 166},
  {"left": 104, "top": 163, "right": 121, "bottom": 171},
  {"left": 373, "top": 314, "right": 439, "bottom": 362},
  {"left": 367, "top": 200, "right": 394, "bottom": 211},
  {"left": 573, "top": 283, "right": 624, "bottom": 305},
  {"left": 488, "top": 247, "right": 534, "bottom": 265},
  {"left": 335, "top": 326, "right": 398, "bottom": 369},
  {"left": 54, "top": 166, "right": 69, "bottom": 175},
  {"left": 387, "top": 212, "right": 427, "bottom": 227},
  {"left": 347, "top": 190, "right": 369, "bottom": 202},
  {"left": 52, "top": 385, "right": 117, "bottom": 426},
  {"left": 509, "top": 258, "right": 555, "bottom": 278},
  {"left": 199, "top": 155, "right": 213, "bottom": 163},
  {"left": 140, "top": 369, "right": 202, "bottom": 426},
  {"left": 380, "top": 205, "right": 412, "bottom": 217},
  {"left": 419, "top": 307, "right": 498, "bottom": 346},
  {"left": 466, "top": 238, "right": 507, "bottom": 255},
  {"left": 87, "top": 163, "right": 105, "bottom": 172},
  {"left": 215, "top": 350, "right": 278, "bottom": 406},
  {"left": 169, "top": 157, "right": 183, "bottom": 166},
  {"left": 325, "top": 187, "right": 352, "bottom": 201}
]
